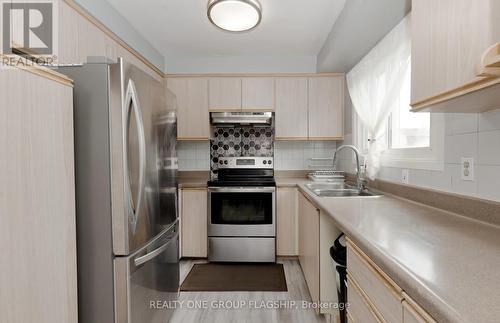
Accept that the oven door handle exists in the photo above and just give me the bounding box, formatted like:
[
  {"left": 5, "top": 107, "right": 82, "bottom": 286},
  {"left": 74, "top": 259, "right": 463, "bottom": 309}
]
[{"left": 208, "top": 187, "right": 276, "bottom": 193}]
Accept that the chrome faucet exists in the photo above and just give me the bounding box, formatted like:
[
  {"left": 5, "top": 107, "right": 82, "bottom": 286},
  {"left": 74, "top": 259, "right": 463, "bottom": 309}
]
[{"left": 332, "top": 145, "right": 366, "bottom": 191}]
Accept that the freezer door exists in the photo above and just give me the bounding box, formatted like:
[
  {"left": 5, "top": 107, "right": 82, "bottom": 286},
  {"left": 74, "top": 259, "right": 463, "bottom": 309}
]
[
  {"left": 110, "top": 58, "right": 178, "bottom": 255},
  {"left": 114, "top": 222, "right": 180, "bottom": 323}
]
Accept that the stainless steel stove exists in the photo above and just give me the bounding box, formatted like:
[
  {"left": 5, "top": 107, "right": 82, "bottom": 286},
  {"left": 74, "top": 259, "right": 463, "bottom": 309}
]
[{"left": 207, "top": 157, "right": 276, "bottom": 262}]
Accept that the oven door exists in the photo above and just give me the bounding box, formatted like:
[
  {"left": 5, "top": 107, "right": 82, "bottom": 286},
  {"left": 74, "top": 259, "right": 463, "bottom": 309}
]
[{"left": 208, "top": 187, "right": 275, "bottom": 237}]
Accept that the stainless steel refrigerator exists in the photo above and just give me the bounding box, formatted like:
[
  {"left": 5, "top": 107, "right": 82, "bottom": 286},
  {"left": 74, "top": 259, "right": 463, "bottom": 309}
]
[{"left": 60, "top": 58, "right": 179, "bottom": 323}]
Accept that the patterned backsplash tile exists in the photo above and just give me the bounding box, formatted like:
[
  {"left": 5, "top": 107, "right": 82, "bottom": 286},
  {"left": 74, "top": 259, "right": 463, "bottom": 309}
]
[{"left": 210, "top": 126, "right": 274, "bottom": 178}]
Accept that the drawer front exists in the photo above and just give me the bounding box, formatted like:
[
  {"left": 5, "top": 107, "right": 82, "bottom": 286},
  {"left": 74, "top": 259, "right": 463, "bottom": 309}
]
[
  {"left": 347, "top": 243, "right": 403, "bottom": 323},
  {"left": 347, "top": 276, "right": 382, "bottom": 323},
  {"left": 402, "top": 295, "right": 436, "bottom": 323}
]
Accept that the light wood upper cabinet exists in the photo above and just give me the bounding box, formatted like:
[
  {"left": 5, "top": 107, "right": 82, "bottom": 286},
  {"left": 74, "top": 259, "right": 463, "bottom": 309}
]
[
  {"left": 58, "top": 1, "right": 80, "bottom": 64},
  {"left": 242, "top": 77, "right": 275, "bottom": 110},
  {"left": 276, "top": 187, "right": 298, "bottom": 256},
  {"left": 209, "top": 77, "right": 242, "bottom": 110},
  {"left": 298, "top": 192, "right": 320, "bottom": 308},
  {"left": 308, "top": 76, "right": 344, "bottom": 140},
  {"left": 0, "top": 68, "right": 77, "bottom": 323},
  {"left": 77, "top": 14, "right": 106, "bottom": 63},
  {"left": 411, "top": 0, "right": 500, "bottom": 111},
  {"left": 180, "top": 189, "right": 208, "bottom": 258},
  {"left": 275, "top": 77, "right": 309, "bottom": 139},
  {"left": 167, "top": 78, "right": 210, "bottom": 140}
]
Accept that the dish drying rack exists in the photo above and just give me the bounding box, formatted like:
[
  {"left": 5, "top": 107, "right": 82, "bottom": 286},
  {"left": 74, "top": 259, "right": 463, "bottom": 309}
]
[{"left": 307, "top": 157, "right": 345, "bottom": 182}]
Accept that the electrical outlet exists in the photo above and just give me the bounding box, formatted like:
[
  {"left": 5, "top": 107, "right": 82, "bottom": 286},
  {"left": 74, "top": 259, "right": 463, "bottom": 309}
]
[
  {"left": 461, "top": 157, "right": 474, "bottom": 181},
  {"left": 401, "top": 169, "right": 409, "bottom": 184}
]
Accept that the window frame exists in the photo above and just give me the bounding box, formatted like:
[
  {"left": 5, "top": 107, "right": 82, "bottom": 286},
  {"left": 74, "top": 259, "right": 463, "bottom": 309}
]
[{"left": 353, "top": 111, "right": 444, "bottom": 171}]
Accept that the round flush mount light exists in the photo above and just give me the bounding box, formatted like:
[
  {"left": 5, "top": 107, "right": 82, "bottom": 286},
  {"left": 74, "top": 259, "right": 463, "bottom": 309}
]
[{"left": 207, "top": 0, "right": 262, "bottom": 32}]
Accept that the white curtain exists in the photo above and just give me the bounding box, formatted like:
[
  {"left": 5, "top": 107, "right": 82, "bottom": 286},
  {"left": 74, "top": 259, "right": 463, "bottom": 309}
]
[{"left": 346, "top": 14, "right": 411, "bottom": 179}]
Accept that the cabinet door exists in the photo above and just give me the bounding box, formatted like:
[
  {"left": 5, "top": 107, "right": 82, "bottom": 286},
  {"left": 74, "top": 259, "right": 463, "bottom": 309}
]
[
  {"left": 167, "top": 78, "right": 210, "bottom": 140},
  {"left": 275, "top": 78, "right": 308, "bottom": 139},
  {"left": 77, "top": 15, "right": 106, "bottom": 63},
  {"left": 411, "top": 0, "right": 500, "bottom": 103},
  {"left": 0, "top": 69, "right": 77, "bottom": 323},
  {"left": 402, "top": 295, "right": 436, "bottom": 323},
  {"left": 242, "top": 77, "right": 274, "bottom": 111},
  {"left": 209, "top": 77, "right": 242, "bottom": 110},
  {"left": 308, "top": 76, "right": 344, "bottom": 140},
  {"left": 181, "top": 189, "right": 208, "bottom": 257},
  {"left": 298, "top": 192, "right": 320, "bottom": 306},
  {"left": 277, "top": 187, "right": 298, "bottom": 256},
  {"left": 58, "top": 2, "right": 80, "bottom": 64}
]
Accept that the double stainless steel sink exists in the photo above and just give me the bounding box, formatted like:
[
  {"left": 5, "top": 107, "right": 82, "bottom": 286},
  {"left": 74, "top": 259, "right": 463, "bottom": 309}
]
[{"left": 305, "top": 182, "right": 383, "bottom": 198}]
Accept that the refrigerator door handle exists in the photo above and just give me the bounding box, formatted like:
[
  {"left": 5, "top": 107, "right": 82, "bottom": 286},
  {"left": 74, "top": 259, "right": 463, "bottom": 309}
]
[
  {"left": 134, "top": 232, "right": 179, "bottom": 267},
  {"left": 124, "top": 79, "right": 146, "bottom": 232}
]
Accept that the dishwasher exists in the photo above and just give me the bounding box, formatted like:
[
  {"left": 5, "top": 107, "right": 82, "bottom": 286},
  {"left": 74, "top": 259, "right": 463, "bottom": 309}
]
[{"left": 330, "top": 233, "right": 347, "bottom": 323}]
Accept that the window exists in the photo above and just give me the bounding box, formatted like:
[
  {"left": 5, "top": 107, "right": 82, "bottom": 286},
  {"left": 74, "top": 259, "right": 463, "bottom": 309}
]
[
  {"left": 354, "top": 63, "right": 444, "bottom": 171},
  {"left": 387, "top": 69, "right": 431, "bottom": 149}
]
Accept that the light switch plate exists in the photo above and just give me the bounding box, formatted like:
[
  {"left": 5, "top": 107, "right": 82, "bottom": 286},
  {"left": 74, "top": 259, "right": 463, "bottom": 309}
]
[
  {"left": 461, "top": 157, "right": 474, "bottom": 181},
  {"left": 401, "top": 169, "right": 409, "bottom": 184}
]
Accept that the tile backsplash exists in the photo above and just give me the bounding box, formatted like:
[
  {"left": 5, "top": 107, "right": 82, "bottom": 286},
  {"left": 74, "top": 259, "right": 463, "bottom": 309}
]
[
  {"left": 177, "top": 139, "right": 338, "bottom": 171},
  {"left": 210, "top": 126, "right": 275, "bottom": 178},
  {"left": 274, "top": 141, "right": 337, "bottom": 170},
  {"left": 177, "top": 141, "right": 210, "bottom": 171}
]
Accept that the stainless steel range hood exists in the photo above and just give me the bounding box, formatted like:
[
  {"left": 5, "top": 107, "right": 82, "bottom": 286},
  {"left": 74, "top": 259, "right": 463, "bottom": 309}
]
[{"left": 210, "top": 112, "right": 273, "bottom": 125}]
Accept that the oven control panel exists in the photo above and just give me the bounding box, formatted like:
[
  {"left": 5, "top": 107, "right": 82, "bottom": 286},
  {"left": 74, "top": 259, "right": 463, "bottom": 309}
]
[{"left": 218, "top": 157, "right": 273, "bottom": 169}]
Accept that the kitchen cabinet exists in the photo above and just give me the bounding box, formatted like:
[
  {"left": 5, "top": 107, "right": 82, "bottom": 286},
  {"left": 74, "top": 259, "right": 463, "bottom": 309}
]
[
  {"left": 275, "top": 77, "right": 309, "bottom": 140},
  {"left": 298, "top": 191, "right": 320, "bottom": 308},
  {"left": 58, "top": 1, "right": 80, "bottom": 64},
  {"left": 209, "top": 77, "right": 242, "bottom": 111},
  {"left": 411, "top": 0, "right": 500, "bottom": 112},
  {"left": 347, "top": 275, "right": 383, "bottom": 323},
  {"left": 77, "top": 14, "right": 106, "bottom": 63},
  {"left": 402, "top": 293, "right": 437, "bottom": 323},
  {"left": 276, "top": 187, "right": 298, "bottom": 256},
  {"left": 180, "top": 188, "right": 208, "bottom": 257},
  {"left": 0, "top": 67, "right": 77, "bottom": 323},
  {"left": 308, "top": 76, "right": 344, "bottom": 140},
  {"left": 347, "top": 240, "right": 436, "bottom": 323},
  {"left": 242, "top": 77, "right": 275, "bottom": 111},
  {"left": 298, "top": 191, "right": 342, "bottom": 316},
  {"left": 348, "top": 241, "right": 403, "bottom": 323},
  {"left": 167, "top": 78, "right": 210, "bottom": 140}
]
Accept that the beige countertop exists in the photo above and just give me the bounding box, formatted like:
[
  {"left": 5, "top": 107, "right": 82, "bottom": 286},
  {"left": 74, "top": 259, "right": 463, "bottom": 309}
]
[{"left": 291, "top": 181, "right": 500, "bottom": 323}]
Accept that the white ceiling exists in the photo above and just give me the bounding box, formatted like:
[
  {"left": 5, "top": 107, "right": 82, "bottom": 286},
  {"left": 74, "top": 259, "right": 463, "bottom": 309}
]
[{"left": 106, "top": 0, "right": 346, "bottom": 59}]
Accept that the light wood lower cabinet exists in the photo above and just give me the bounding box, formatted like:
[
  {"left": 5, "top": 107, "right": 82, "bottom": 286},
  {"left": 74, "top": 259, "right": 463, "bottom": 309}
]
[
  {"left": 402, "top": 293, "right": 437, "bottom": 323},
  {"left": 347, "top": 275, "right": 382, "bottom": 323},
  {"left": 298, "top": 192, "right": 320, "bottom": 307},
  {"left": 0, "top": 68, "right": 77, "bottom": 323},
  {"left": 348, "top": 242, "right": 403, "bottom": 323},
  {"left": 298, "top": 191, "right": 342, "bottom": 316},
  {"left": 180, "top": 188, "right": 208, "bottom": 257},
  {"left": 277, "top": 187, "right": 298, "bottom": 256},
  {"left": 347, "top": 240, "right": 436, "bottom": 323}
]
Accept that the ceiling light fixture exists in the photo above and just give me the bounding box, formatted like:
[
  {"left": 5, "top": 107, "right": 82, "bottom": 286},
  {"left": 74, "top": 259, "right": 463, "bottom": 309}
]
[{"left": 207, "top": 0, "right": 262, "bottom": 32}]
